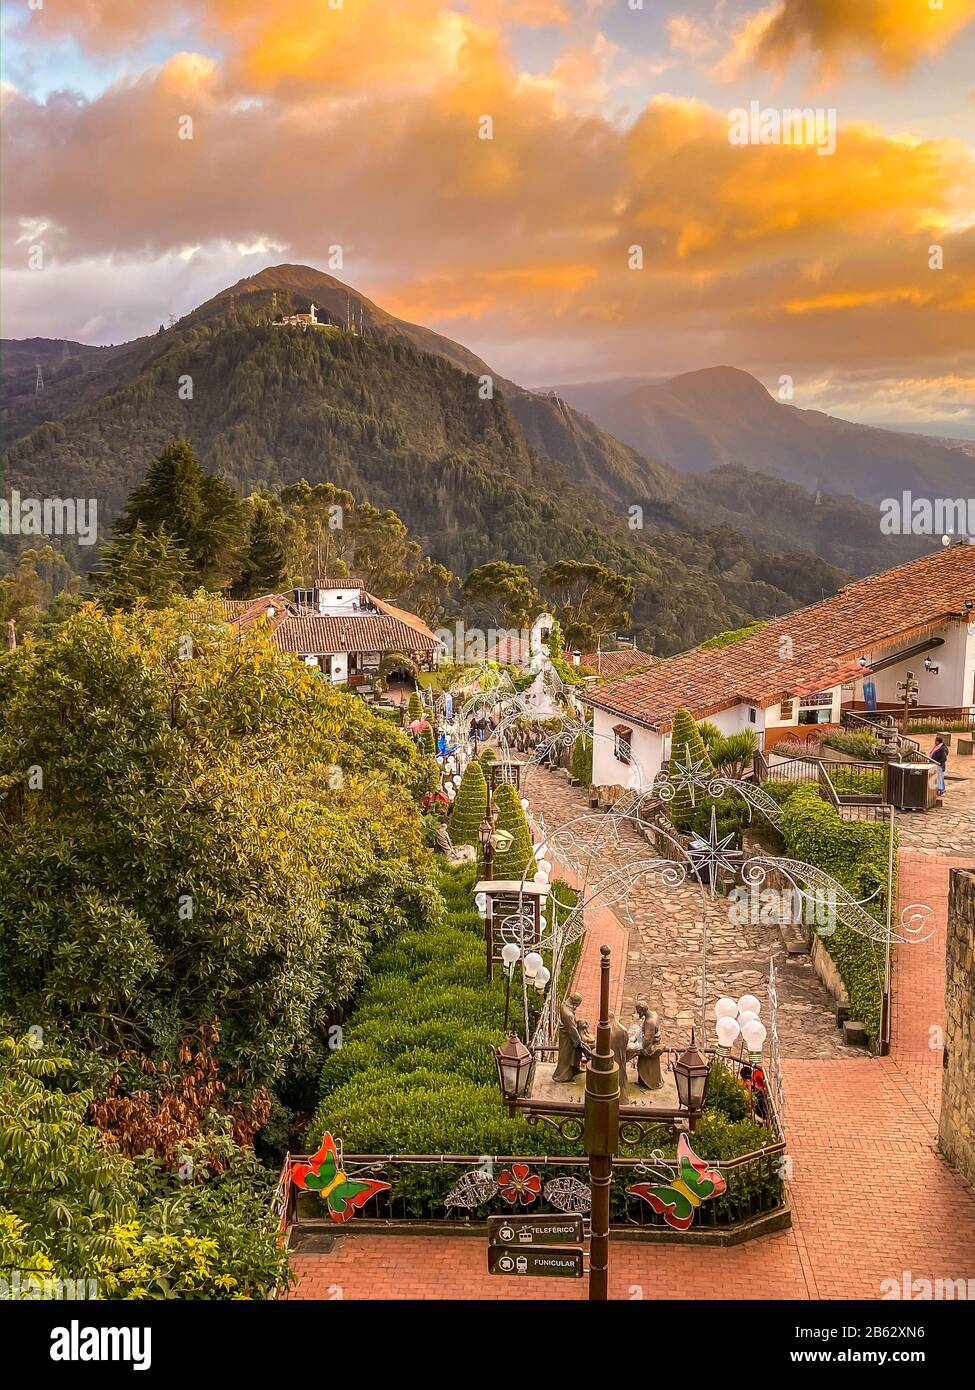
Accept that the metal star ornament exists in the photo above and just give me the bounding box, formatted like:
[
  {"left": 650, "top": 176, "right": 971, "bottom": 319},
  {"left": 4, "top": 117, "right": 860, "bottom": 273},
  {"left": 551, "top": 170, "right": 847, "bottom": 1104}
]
[{"left": 686, "top": 806, "right": 744, "bottom": 893}]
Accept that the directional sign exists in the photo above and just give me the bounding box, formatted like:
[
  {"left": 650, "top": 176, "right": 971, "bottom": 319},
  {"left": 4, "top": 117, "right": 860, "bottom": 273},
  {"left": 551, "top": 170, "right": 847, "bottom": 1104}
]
[
  {"left": 487, "top": 1246, "right": 584, "bottom": 1279},
  {"left": 487, "top": 1215, "right": 584, "bottom": 1247}
]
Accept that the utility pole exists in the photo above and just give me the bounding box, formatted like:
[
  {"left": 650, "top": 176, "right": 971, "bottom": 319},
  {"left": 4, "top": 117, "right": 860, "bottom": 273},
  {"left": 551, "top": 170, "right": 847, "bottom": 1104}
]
[{"left": 583, "top": 945, "right": 620, "bottom": 1301}]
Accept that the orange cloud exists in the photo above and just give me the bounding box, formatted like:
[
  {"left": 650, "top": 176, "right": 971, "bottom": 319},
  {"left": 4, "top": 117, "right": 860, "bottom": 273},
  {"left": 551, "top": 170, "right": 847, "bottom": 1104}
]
[
  {"left": 748, "top": 0, "right": 975, "bottom": 77},
  {"left": 4, "top": 0, "right": 974, "bottom": 415}
]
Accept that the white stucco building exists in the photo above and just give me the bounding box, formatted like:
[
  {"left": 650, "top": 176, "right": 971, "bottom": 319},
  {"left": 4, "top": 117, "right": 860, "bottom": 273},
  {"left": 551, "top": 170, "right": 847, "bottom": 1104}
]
[{"left": 584, "top": 545, "right": 975, "bottom": 792}]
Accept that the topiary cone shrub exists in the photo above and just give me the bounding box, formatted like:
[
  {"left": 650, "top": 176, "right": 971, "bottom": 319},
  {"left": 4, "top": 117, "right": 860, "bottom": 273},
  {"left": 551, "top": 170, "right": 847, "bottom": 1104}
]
[
  {"left": 491, "top": 782, "right": 537, "bottom": 881},
  {"left": 571, "top": 734, "right": 593, "bottom": 787},
  {"left": 449, "top": 761, "right": 488, "bottom": 847},
  {"left": 407, "top": 691, "right": 423, "bottom": 722},
  {"left": 667, "top": 706, "right": 716, "bottom": 830}
]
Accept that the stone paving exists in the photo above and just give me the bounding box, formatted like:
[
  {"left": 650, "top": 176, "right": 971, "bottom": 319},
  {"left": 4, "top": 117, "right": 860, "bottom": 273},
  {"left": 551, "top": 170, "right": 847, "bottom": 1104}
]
[
  {"left": 522, "top": 765, "right": 850, "bottom": 1060},
  {"left": 895, "top": 755, "right": 975, "bottom": 857}
]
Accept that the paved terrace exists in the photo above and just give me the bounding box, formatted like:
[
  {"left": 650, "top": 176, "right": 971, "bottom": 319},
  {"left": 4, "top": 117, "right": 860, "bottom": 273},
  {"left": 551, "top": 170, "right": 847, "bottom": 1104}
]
[{"left": 287, "top": 765, "right": 975, "bottom": 1300}]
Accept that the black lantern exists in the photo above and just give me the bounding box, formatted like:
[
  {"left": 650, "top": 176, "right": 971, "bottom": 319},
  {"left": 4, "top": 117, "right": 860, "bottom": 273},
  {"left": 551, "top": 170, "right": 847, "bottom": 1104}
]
[
  {"left": 495, "top": 1034, "right": 533, "bottom": 1101},
  {"left": 672, "top": 1029, "right": 711, "bottom": 1114},
  {"left": 479, "top": 817, "right": 494, "bottom": 852}
]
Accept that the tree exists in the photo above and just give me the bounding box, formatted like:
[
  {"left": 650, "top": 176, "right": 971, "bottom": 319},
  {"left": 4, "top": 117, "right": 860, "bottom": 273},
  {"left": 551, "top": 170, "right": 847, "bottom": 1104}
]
[
  {"left": 461, "top": 562, "right": 539, "bottom": 629},
  {"left": 96, "top": 523, "right": 190, "bottom": 610},
  {"left": 449, "top": 762, "right": 487, "bottom": 848},
  {"left": 0, "top": 598, "right": 439, "bottom": 1087},
  {"left": 236, "top": 499, "right": 287, "bottom": 597},
  {"left": 491, "top": 783, "right": 537, "bottom": 881},
  {"left": 0, "top": 1033, "right": 291, "bottom": 1298},
  {"left": 0, "top": 545, "right": 81, "bottom": 638},
  {"left": 539, "top": 560, "right": 633, "bottom": 651},
  {"left": 112, "top": 438, "right": 246, "bottom": 591},
  {"left": 277, "top": 481, "right": 454, "bottom": 619},
  {"left": 667, "top": 706, "right": 716, "bottom": 830},
  {"left": 0, "top": 1033, "right": 135, "bottom": 1276}
]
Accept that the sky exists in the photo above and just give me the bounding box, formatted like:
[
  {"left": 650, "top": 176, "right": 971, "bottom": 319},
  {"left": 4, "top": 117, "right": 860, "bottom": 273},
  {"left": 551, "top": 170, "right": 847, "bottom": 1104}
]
[{"left": 2, "top": 0, "right": 975, "bottom": 437}]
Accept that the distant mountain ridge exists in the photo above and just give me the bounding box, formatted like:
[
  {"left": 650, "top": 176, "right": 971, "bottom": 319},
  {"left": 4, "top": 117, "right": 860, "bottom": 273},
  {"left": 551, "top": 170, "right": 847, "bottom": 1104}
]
[
  {"left": 0, "top": 264, "right": 936, "bottom": 652},
  {"left": 553, "top": 367, "right": 974, "bottom": 507}
]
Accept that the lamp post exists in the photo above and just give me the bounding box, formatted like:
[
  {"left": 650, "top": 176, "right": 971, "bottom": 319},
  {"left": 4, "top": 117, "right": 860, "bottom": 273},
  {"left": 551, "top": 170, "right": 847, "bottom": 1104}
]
[
  {"left": 494, "top": 946, "right": 713, "bottom": 1301},
  {"left": 479, "top": 816, "right": 495, "bottom": 881},
  {"left": 671, "top": 1030, "right": 711, "bottom": 1129},
  {"left": 583, "top": 945, "right": 620, "bottom": 1301}
]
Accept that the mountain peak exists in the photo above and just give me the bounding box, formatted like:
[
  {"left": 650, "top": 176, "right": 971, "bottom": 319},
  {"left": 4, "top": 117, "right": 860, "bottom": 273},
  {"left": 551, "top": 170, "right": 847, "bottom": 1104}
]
[{"left": 662, "top": 365, "right": 774, "bottom": 407}]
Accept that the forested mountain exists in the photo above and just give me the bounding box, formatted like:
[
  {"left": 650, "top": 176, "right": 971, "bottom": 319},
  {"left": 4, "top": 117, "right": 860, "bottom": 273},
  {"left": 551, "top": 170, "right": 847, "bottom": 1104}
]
[
  {"left": 556, "top": 367, "right": 974, "bottom": 508},
  {"left": 1, "top": 264, "right": 925, "bottom": 652}
]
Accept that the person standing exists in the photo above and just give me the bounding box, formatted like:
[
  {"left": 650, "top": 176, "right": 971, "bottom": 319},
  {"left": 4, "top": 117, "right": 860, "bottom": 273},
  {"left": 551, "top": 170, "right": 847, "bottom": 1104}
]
[{"left": 930, "top": 735, "right": 948, "bottom": 796}]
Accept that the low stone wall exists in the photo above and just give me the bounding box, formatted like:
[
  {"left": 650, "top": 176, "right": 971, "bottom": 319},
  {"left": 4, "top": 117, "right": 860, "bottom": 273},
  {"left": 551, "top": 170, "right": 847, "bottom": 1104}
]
[
  {"left": 810, "top": 933, "right": 850, "bottom": 1007},
  {"left": 940, "top": 868, "right": 975, "bottom": 1187}
]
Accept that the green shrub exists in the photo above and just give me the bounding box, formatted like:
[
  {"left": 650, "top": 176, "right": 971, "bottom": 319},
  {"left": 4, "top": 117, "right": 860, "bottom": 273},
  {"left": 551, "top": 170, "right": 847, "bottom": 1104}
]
[
  {"left": 491, "top": 781, "right": 537, "bottom": 880},
  {"left": 571, "top": 734, "right": 593, "bottom": 787},
  {"left": 668, "top": 707, "right": 716, "bottom": 829},
  {"left": 711, "top": 729, "right": 757, "bottom": 779},
  {"left": 780, "top": 787, "right": 889, "bottom": 1037},
  {"left": 449, "top": 762, "right": 487, "bottom": 847}
]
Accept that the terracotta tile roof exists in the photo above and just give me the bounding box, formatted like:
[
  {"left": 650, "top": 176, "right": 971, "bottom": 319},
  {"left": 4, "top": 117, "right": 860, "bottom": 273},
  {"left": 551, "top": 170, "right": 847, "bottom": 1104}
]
[
  {"left": 483, "top": 635, "right": 532, "bottom": 665},
  {"left": 581, "top": 648, "right": 652, "bottom": 679},
  {"left": 370, "top": 596, "right": 439, "bottom": 643},
  {"left": 272, "top": 612, "right": 440, "bottom": 656},
  {"left": 584, "top": 544, "right": 975, "bottom": 731},
  {"left": 226, "top": 589, "right": 440, "bottom": 657}
]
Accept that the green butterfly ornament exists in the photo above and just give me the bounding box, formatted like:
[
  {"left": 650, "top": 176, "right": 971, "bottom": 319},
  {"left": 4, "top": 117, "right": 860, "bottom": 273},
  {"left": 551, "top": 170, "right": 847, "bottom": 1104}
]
[
  {"left": 626, "top": 1133, "right": 726, "bottom": 1231},
  {"left": 292, "top": 1133, "right": 390, "bottom": 1223}
]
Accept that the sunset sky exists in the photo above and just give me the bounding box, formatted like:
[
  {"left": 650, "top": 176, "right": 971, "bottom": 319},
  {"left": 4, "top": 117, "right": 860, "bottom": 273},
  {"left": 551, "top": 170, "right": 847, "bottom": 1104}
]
[{"left": 3, "top": 0, "right": 975, "bottom": 436}]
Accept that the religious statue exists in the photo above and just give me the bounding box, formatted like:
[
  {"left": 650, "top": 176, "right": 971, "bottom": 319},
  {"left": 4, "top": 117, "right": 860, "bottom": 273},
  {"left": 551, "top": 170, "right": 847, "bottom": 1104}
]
[
  {"left": 607, "top": 1012, "right": 631, "bottom": 1104},
  {"left": 434, "top": 825, "right": 476, "bottom": 867},
  {"left": 553, "top": 993, "right": 589, "bottom": 1082},
  {"left": 628, "top": 1000, "right": 665, "bottom": 1091}
]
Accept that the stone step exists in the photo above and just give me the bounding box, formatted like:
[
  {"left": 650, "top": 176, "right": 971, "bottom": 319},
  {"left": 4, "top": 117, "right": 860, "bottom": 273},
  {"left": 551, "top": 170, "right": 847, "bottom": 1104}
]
[{"left": 777, "top": 917, "right": 811, "bottom": 956}]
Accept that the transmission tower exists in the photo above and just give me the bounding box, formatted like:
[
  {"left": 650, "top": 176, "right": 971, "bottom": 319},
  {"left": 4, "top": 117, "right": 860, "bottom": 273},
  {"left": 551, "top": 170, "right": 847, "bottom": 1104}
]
[{"left": 35, "top": 364, "right": 44, "bottom": 393}]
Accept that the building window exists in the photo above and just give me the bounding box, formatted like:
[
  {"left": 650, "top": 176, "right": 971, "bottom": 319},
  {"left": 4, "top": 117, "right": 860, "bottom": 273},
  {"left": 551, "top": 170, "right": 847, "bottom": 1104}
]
[
  {"left": 748, "top": 707, "right": 757, "bottom": 723},
  {"left": 798, "top": 690, "right": 833, "bottom": 725},
  {"left": 780, "top": 698, "right": 796, "bottom": 722},
  {"left": 612, "top": 724, "right": 632, "bottom": 764}
]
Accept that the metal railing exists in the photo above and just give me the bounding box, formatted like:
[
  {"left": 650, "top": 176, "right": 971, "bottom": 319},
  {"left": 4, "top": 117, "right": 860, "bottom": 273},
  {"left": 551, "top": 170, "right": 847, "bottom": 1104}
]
[{"left": 754, "top": 750, "right": 884, "bottom": 811}]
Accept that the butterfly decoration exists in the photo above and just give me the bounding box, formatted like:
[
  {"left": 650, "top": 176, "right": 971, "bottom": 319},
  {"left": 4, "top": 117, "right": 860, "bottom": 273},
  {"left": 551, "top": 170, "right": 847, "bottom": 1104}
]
[
  {"left": 291, "top": 1133, "right": 390, "bottom": 1224},
  {"left": 626, "top": 1133, "right": 726, "bottom": 1231}
]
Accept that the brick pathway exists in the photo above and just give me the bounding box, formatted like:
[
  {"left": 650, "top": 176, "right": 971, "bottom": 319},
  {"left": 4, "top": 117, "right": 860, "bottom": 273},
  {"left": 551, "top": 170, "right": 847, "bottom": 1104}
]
[
  {"left": 287, "top": 773, "right": 975, "bottom": 1300},
  {"left": 896, "top": 755, "right": 975, "bottom": 856}
]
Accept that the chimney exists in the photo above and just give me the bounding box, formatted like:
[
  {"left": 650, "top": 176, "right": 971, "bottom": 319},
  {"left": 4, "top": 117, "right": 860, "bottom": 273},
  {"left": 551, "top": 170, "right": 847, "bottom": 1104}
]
[{"left": 572, "top": 650, "right": 581, "bottom": 666}]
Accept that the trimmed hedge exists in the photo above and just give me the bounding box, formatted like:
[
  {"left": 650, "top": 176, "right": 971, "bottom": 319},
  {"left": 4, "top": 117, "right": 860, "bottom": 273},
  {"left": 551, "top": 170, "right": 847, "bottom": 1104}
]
[
  {"left": 449, "top": 761, "right": 487, "bottom": 847},
  {"left": 668, "top": 707, "right": 716, "bottom": 829},
  {"left": 780, "top": 787, "right": 889, "bottom": 1037},
  {"left": 491, "top": 781, "right": 536, "bottom": 881},
  {"left": 306, "top": 865, "right": 780, "bottom": 1221},
  {"left": 571, "top": 734, "right": 593, "bottom": 787}
]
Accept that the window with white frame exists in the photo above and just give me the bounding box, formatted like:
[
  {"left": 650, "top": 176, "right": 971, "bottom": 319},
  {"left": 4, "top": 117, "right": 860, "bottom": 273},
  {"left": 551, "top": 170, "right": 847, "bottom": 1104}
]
[{"left": 798, "top": 690, "right": 834, "bottom": 725}]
